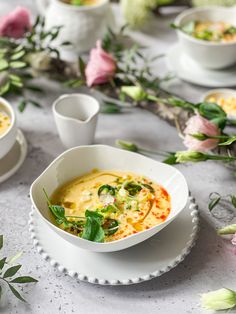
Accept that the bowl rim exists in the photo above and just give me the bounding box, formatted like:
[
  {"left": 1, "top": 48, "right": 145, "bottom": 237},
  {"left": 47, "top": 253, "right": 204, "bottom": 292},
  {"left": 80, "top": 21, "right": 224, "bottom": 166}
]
[
  {"left": 52, "top": 93, "right": 100, "bottom": 124},
  {"left": 201, "top": 88, "right": 236, "bottom": 99},
  {"left": 52, "top": 0, "right": 109, "bottom": 11},
  {"left": 174, "top": 6, "right": 236, "bottom": 47},
  {"left": 0, "top": 97, "right": 16, "bottom": 140},
  {"left": 30, "top": 145, "right": 189, "bottom": 247}
]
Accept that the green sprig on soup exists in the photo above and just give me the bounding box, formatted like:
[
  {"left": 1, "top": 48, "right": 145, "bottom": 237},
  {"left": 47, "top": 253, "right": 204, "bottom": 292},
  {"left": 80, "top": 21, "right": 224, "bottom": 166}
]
[{"left": 44, "top": 170, "right": 171, "bottom": 243}]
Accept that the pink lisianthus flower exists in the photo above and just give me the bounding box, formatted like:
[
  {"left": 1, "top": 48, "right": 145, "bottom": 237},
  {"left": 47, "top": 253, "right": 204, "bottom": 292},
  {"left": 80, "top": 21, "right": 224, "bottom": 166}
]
[
  {"left": 231, "top": 233, "right": 236, "bottom": 246},
  {"left": 0, "top": 7, "right": 31, "bottom": 39},
  {"left": 183, "top": 115, "right": 220, "bottom": 152},
  {"left": 85, "top": 40, "right": 116, "bottom": 87}
]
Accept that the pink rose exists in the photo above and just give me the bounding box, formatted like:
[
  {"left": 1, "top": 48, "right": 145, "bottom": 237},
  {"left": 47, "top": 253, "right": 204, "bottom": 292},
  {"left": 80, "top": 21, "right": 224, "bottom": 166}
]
[
  {"left": 85, "top": 40, "right": 116, "bottom": 87},
  {"left": 183, "top": 115, "right": 220, "bottom": 152},
  {"left": 0, "top": 7, "right": 31, "bottom": 39}
]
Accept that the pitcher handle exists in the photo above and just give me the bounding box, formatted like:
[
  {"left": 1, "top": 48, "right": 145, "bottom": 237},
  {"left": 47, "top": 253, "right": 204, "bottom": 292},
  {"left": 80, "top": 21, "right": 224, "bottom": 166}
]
[{"left": 36, "top": 0, "right": 51, "bottom": 15}]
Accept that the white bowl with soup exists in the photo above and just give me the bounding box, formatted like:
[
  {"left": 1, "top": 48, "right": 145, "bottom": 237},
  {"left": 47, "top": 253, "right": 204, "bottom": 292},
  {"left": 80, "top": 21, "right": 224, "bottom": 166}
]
[
  {"left": 202, "top": 88, "right": 236, "bottom": 120},
  {"left": 174, "top": 6, "right": 236, "bottom": 69},
  {"left": 30, "top": 145, "right": 189, "bottom": 252},
  {"left": 0, "top": 97, "right": 17, "bottom": 160}
]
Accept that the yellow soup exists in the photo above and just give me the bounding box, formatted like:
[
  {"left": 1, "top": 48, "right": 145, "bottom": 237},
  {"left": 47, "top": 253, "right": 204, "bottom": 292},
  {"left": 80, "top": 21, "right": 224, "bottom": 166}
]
[
  {"left": 0, "top": 110, "right": 11, "bottom": 137},
  {"left": 49, "top": 170, "right": 171, "bottom": 243}
]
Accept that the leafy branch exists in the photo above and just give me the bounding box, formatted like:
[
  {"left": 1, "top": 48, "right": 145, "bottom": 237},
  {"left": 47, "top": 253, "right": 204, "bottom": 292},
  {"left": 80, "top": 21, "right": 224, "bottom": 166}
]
[{"left": 0, "top": 235, "right": 38, "bottom": 303}]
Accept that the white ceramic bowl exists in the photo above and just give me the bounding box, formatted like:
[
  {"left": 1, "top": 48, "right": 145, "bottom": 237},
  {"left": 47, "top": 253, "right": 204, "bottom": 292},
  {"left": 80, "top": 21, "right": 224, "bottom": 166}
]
[
  {"left": 174, "top": 6, "right": 236, "bottom": 69},
  {"left": 30, "top": 145, "right": 189, "bottom": 252},
  {"left": 201, "top": 88, "right": 236, "bottom": 120},
  {"left": 0, "top": 97, "right": 17, "bottom": 160}
]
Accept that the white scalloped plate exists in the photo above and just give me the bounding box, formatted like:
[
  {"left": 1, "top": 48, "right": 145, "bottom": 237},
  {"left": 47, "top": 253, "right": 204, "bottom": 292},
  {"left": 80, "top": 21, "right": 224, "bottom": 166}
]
[{"left": 29, "top": 195, "right": 199, "bottom": 285}]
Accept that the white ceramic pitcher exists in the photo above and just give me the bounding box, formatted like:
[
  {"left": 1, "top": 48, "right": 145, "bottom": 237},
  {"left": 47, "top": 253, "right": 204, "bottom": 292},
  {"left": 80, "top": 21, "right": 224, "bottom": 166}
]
[
  {"left": 36, "top": 0, "right": 114, "bottom": 53},
  {"left": 52, "top": 93, "right": 100, "bottom": 148}
]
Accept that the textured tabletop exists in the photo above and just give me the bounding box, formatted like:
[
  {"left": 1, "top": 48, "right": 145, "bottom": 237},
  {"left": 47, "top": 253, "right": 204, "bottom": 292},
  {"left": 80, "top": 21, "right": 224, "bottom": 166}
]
[{"left": 0, "top": 1, "right": 235, "bottom": 314}]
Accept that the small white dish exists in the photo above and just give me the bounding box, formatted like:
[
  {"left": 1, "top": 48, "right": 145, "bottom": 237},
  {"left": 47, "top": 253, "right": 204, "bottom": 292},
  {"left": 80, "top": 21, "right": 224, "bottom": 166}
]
[
  {"left": 52, "top": 94, "right": 99, "bottom": 148},
  {"left": 167, "top": 44, "right": 236, "bottom": 88},
  {"left": 0, "top": 129, "right": 27, "bottom": 184},
  {"left": 0, "top": 97, "right": 17, "bottom": 159},
  {"left": 174, "top": 6, "right": 236, "bottom": 69},
  {"left": 201, "top": 88, "right": 236, "bottom": 120},
  {"left": 30, "top": 145, "right": 189, "bottom": 253},
  {"left": 29, "top": 195, "right": 199, "bottom": 285}
]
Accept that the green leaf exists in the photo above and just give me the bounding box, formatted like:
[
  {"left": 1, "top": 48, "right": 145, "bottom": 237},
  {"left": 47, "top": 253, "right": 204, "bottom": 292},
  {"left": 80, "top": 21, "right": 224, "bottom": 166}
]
[
  {"left": 7, "top": 252, "right": 23, "bottom": 265},
  {"left": 0, "top": 81, "right": 10, "bottom": 95},
  {"left": 231, "top": 195, "right": 236, "bottom": 209},
  {"left": 18, "top": 100, "right": 27, "bottom": 113},
  {"left": 25, "top": 85, "right": 43, "bottom": 93},
  {"left": 198, "top": 102, "right": 226, "bottom": 120},
  {"left": 124, "top": 181, "right": 142, "bottom": 196},
  {"left": 98, "top": 185, "right": 116, "bottom": 197},
  {"left": 8, "top": 284, "right": 26, "bottom": 303},
  {"left": 61, "top": 41, "right": 72, "bottom": 46},
  {"left": 9, "top": 74, "right": 22, "bottom": 82},
  {"left": 28, "top": 100, "right": 41, "bottom": 108},
  {"left": 50, "top": 205, "right": 65, "bottom": 220},
  {"left": 82, "top": 210, "right": 104, "bottom": 242},
  {"left": 0, "top": 257, "right": 7, "bottom": 270},
  {"left": 79, "top": 57, "right": 86, "bottom": 80},
  {"left": 208, "top": 195, "right": 221, "bottom": 211},
  {"left": 0, "top": 235, "right": 3, "bottom": 250},
  {"left": 101, "top": 102, "right": 121, "bottom": 114},
  {"left": 163, "top": 153, "right": 178, "bottom": 165},
  {"left": 219, "top": 136, "right": 236, "bottom": 146},
  {"left": 3, "top": 265, "right": 21, "bottom": 278},
  {"left": 103, "top": 219, "right": 119, "bottom": 235},
  {"left": 9, "top": 61, "right": 27, "bottom": 69},
  {"left": 10, "top": 276, "right": 38, "bottom": 284},
  {"left": 0, "top": 59, "right": 8, "bottom": 71},
  {"left": 10, "top": 50, "right": 26, "bottom": 61}
]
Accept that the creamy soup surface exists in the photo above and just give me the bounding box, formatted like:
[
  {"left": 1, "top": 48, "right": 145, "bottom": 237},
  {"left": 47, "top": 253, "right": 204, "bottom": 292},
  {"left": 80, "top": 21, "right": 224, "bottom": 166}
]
[
  {"left": 50, "top": 170, "right": 171, "bottom": 242},
  {"left": 0, "top": 110, "right": 11, "bottom": 137},
  {"left": 181, "top": 20, "right": 236, "bottom": 42}
]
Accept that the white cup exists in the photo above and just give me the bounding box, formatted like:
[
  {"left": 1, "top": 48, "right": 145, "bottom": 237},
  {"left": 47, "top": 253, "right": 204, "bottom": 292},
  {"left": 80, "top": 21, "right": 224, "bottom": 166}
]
[
  {"left": 52, "top": 93, "right": 100, "bottom": 148},
  {"left": 0, "top": 97, "right": 17, "bottom": 160}
]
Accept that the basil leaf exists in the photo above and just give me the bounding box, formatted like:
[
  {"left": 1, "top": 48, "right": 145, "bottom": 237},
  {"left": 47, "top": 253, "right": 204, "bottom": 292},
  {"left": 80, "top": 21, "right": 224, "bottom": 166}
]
[
  {"left": 3, "top": 265, "right": 21, "bottom": 278},
  {"left": 50, "top": 205, "right": 65, "bottom": 220},
  {"left": 124, "top": 181, "right": 142, "bottom": 196},
  {"left": 82, "top": 210, "right": 104, "bottom": 242},
  {"left": 98, "top": 185, "right": 116, "bottom": 197},
  {"left": 103, "top": 219, "right": 119, "bottom": 235},
  {"left": 8, "top": 284, "right": 26, "bottom": 303},
  {"left": 142, "top": 184, "right": 155, "bottom": 194},
  {"left": 10, "top": 276, "right": 38, "bottom": 284}
]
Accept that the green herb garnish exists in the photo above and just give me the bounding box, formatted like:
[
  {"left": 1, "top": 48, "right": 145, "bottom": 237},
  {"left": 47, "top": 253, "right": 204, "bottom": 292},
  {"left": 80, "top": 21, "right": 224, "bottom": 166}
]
[
  {"left": 0, "top": 235, "right": 38, "bottom": 303},
  {"left": 98, "top": 184, "right": 116, "bottom": 197}
]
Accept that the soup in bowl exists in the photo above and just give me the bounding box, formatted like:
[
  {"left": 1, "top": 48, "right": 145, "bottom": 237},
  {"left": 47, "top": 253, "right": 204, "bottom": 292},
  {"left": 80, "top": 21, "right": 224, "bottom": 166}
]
[
  {"left": 30, "top": 145, "right": 189, "bottom": 252},
  {"left": 0, "top": 97, "right": 17, "bottom": 159},
  {"left": 174, "top": 6, "right": 236, "bottom": 69}
]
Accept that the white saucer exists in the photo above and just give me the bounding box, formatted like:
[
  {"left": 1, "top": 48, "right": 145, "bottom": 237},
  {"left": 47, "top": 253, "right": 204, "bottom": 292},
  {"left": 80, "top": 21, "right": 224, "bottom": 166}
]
[
  {"left": 0, "top": 129, "right": 27, "bottom": 184},
  {"left": 29, "top": 195, "right": 199, "bottom": 286},
  {"left": 167, "top": 44, "right": 236, "bottom": 88}
]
